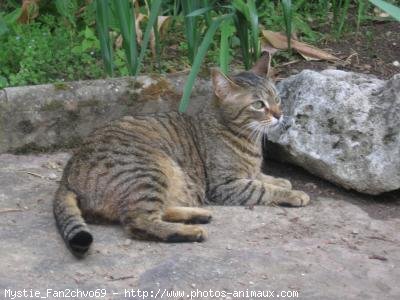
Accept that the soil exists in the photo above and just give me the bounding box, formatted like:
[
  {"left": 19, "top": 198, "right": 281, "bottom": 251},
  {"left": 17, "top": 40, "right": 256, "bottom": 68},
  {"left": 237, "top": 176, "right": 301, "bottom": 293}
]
[{"left": 276, "top": 21, "right": 400, "bottom": 80}]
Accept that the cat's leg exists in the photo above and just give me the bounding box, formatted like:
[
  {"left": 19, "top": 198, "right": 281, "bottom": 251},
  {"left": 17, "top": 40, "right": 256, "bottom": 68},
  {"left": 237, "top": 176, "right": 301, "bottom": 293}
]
[
  {"left": 118, "top": 179, "right": 207, "bottom": 242},
  {"left": 120, "top": 206, "right": 207, "bottom": 242},
  {"left": 257, "top": 173, "right": 292, "bottom": 190},
  {"left": 162, "top": 207, "right": 212, "bottom": 224},
  {"left": 209, "top": 178, "right": 309, "bottom": 207}
]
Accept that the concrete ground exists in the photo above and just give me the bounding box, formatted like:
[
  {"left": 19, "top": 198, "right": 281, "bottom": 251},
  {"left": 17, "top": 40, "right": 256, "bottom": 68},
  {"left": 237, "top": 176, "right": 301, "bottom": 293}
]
[{"left": 0, "top": 153, "right": 399, "bottom": 300}]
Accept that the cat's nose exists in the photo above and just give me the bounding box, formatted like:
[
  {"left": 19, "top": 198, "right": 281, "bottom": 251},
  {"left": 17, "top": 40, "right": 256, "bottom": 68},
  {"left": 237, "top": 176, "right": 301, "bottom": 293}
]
[{"left": 271, "top": 109, "right": 282, "bottom": 120}]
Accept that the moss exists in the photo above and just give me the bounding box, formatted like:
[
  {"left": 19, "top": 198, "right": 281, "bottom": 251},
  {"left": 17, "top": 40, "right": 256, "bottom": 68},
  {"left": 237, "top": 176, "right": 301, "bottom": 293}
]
[
  {"left": 128, "top": 78, "right": 143, "bottom": 89},
  {"left": 41, "top": 100, "right": 64, "bottom": 112},
  {"left": 18, "top": 120, "right": 35, "bottom": 134},
  {"left": 53, "top": 82, "right": 70, "bottom": 90},
  {"left": 12, "top": 136, "right": 83, "bottom": 154},
  {"left": 140, "top": 78, "right": 179, "bottom": 102},
  {"left": 12, "top": 143, "right": 48, "bottom": 154},
  {"left": 77, "top": 98, "right": 102, "bottom": 108},
  {"left": 119, "top": 90, "right": 140, "bottom": 106}
]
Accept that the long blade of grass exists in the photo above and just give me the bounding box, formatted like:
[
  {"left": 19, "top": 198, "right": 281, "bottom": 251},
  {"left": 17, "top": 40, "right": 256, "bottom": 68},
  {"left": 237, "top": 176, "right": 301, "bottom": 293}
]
[
  {"left": 247, "top": 0, "right": 260, "bottom": 61},
  {"left": 134, "top": 0, "right": 162, "bottom": 75},
  {"left": 357, "top": 0, "right": 367, "bottom": 32},
  {"left": 369, "top": 0, "right": 400, "bottom": 21},
  {"left": 219, "top": 19, "right": 234, "bottom": 74},
  {"left": 182, "top": 0, "right": 202, "bottom": 63},
  {"left": 114, "top": 0, "right": 137, "bottom": 75},
  {"left": 153, "top": 16, "right": 161, "bottom": 72},
  {"left": 233, "top": 12, "right": 250, "bottom": 69},
  {"left": 186, "top": 7, "right": 213, "bottom": 18},
  {"left": 281, "top": 0, "right": 293, "bottom": 51},
  {"left": 96, "top": 0, "right": 113, "bottom": 75},
  {"left": 179, "top": 15, "right": 228, "bottom": 113},
  {"left": 336, "top": 0, "right": 350, "bottom": 36}
]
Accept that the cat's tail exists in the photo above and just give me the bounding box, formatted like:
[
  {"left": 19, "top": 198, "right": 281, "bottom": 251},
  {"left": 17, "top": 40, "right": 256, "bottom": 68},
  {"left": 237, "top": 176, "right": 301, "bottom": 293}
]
[{"left": 53, "top": 183, "right": 93, "bottom": 258}]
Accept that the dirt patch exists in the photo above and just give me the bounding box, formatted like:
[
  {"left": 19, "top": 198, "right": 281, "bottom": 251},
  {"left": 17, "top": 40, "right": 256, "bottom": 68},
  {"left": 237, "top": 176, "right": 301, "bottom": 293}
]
[{"left": 276, "top": 21, "right": 400, "bottom": 79}]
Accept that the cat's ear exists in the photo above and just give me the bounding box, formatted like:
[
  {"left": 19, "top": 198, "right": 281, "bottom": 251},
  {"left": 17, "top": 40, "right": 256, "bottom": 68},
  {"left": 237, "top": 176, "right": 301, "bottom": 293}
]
[
  {"left": 250, "top": 51, "right": 272, "bottom": 78},
  {"left": 211, "top": 68, "right": 240, "bottom": 100}
]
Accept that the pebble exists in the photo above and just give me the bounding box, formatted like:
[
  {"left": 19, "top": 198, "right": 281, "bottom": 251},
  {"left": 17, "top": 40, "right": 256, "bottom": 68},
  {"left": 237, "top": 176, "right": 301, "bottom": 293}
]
[
  {"left": 47, "top": 173, "right": 58, "bottom": 180},
  {"left": 393, "top": 61, "right": 400, "bottom": 67},
  {"left": 305, "top": 182, "right": 317, "bottom": 190},
  {"left": 123, "top": 239, "right": 132, "bottom": 246},
  {"left": 226, "top": 245, "right": 232, "bottom": 250}
]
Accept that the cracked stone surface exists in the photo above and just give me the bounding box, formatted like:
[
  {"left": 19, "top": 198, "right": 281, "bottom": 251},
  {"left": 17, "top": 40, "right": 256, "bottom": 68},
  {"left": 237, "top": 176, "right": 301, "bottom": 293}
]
[
  {"left": 0, "top": 153, "right": 399, "bottom": 300},
  {"left": 269, "top": 70, "right": 400, "bottom": 195}
]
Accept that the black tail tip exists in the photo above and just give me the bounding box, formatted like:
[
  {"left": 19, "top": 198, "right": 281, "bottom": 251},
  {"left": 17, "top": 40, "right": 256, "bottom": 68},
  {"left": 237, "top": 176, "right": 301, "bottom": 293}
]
[{"left": 68, "top": 230, "right": 93, "bottom": 258}]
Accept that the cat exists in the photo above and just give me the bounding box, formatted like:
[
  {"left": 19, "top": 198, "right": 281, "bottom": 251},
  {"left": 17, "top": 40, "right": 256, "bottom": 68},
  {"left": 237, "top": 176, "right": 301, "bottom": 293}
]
[{"left": 54, "top": 53, "right": 310, "bottom": 257}]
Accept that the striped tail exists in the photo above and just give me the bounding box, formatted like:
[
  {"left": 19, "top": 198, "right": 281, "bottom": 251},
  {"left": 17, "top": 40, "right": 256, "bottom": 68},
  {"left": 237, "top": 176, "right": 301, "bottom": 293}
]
[{"left": 53, "top": 184, "right": 93, "bottom": 257}]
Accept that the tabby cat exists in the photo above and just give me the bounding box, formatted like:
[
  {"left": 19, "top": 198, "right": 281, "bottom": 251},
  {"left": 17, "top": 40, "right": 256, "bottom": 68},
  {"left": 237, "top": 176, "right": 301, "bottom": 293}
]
[{"left": 54, "top": 53, "right": 310, "bottom": 257}]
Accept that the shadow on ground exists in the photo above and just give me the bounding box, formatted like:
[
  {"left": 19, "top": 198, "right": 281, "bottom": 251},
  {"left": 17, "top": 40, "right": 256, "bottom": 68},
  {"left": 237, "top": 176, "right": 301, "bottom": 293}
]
[{"left": 0, "top": 153, "right": 399, "bottom": 300}]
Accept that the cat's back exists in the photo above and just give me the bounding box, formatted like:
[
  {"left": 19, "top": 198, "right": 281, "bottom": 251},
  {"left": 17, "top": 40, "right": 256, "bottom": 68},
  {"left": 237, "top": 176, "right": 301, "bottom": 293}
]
[
  {"left": 75, "top": 111, "right": 193, "bottom": 156},
  {"left": 64, "top": 112, "right": 205, "bottom": 199}
]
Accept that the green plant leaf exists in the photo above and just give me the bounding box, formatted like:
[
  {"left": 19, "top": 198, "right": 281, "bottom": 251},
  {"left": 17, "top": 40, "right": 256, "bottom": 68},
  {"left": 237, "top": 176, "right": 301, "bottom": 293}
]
[
  {"left": 114, "top": 0, "right": 137, "bottom": 75},
  {"left": 95, "top": 0, "right": 113, "bottom": 76},
  {"left": 179, "top": 15, "right": 229, "bottom": 113},
  {"left": 281, "top": 0, "right": 293, "bottom": 51},
  {"left": 0, "top": 15, "right": 8, "bottom": 36},
  {"left": 369, "top": 0, "right": 400, "bottom": 21},
  {"left": 248, "top": 0, "right": 260, "bottom": 60},
  {"left": 186, "top": 7, "right": 213, "bottom": 18},
  {"left": 55, "top": 0, "right": 77, "bottom": 26},
  {"left": 134, "top": 0, "right": 162, "bottom": 75},
  {"left": 219, "top": 19, "right": 235, "bottom": 74}
]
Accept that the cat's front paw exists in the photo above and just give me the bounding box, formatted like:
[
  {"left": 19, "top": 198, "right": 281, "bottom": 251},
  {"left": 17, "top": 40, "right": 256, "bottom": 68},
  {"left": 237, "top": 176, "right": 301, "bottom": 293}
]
[
  {"left": 287, "top": 190, "right": 310, "bottom": 206},
  {"left": 274, "top": 190, "right": 310, "bottom": 207},
  {"left": 273, "top": 178, "right": 292, "bottom": 190}
]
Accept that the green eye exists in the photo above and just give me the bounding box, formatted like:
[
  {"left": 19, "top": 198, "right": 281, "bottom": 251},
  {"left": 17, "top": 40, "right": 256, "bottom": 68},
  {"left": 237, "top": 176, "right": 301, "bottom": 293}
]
[{"left": 252, "top": 101, "right": 265, "bottom": 110}]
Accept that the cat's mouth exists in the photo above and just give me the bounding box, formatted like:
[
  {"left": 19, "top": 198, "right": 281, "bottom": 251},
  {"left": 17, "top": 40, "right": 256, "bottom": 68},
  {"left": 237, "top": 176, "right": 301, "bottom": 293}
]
[
  {"left": 261, "top": 115, "right": 283, "bottom": 128},
  {"left": 267, "top": 115, "right": 292, "bottom": 132}
]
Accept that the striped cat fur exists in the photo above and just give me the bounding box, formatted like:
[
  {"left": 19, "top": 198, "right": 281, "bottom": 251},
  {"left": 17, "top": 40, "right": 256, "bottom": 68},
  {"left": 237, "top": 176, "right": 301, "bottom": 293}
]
[{"left": 54, "top": 53, "right": 310, "bottom": 257}]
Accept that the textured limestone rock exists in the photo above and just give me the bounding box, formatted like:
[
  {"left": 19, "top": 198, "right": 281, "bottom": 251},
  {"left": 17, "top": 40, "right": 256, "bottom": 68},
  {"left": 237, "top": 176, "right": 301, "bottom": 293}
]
[{"left": 268, "top": 70, "right": 400, "bottom": 195}]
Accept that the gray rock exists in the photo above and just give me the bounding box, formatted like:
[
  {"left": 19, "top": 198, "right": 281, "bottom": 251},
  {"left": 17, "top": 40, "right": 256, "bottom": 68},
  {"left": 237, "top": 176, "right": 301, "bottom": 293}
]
[
  {"left": 268, "top": 70, "right": 400, "bottom": 195},
  {"left": 0, "top": 74, "right": 210, "bottom": 154}
]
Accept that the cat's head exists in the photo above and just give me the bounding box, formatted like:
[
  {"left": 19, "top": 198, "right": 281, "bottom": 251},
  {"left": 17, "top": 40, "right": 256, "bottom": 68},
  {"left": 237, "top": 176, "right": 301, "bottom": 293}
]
[{"left": 211, "top": 52, "right": 283, "bottom": 139}]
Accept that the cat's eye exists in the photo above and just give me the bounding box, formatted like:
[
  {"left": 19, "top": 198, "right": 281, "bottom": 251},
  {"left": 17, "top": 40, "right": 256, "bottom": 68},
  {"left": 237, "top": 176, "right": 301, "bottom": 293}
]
[{"left": 251, "top": 101, "right": 265, "bottom": 110}]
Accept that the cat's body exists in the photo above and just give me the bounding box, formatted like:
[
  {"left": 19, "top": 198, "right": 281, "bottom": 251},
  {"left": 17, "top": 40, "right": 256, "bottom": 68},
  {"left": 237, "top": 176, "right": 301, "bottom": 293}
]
[{"left": 54, "top": 54, "right": 310, "bottom": 256}]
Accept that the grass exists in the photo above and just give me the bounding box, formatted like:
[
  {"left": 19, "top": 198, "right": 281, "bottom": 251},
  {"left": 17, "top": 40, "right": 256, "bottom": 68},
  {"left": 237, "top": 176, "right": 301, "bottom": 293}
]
[{"left": 1, "top": 0, "right": 399, "bottom": 110}]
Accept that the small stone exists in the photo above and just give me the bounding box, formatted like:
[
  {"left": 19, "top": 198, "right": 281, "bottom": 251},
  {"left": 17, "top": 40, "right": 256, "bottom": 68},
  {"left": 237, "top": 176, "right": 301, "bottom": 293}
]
[
  {"left": 249, "top": 281, "right": 254, "bottom": 285},
  {"left": 226, "top": 245, "right": 232, "bottom": 250},
  {"left": 305, "top": 182, "right": 317, "bottom": 190},
  {"left": 393, "top": 61, "right": 400, "bottom": 67},
  {"left": 191, "top": 283, "right": 196, "bottom": 288},
  {"left": 48, "top": 173, "right": 58, "bottom": 180},
  {"left": 123, "top": 239, "right": 132, "bottom": 246}
]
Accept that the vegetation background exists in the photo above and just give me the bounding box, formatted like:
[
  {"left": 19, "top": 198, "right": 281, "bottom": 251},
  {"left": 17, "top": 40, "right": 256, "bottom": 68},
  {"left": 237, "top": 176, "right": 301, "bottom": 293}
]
[{"left": 0, "top": 0, "right": 399, "bottom": 109}]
